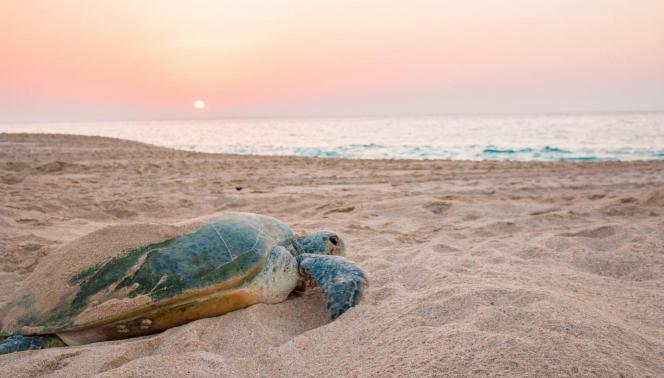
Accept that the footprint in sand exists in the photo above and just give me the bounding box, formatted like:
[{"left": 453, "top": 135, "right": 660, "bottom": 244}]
[
  {"left": 560, "top": 225, "right": 616, "bottom": 239},
  {"left": 105, "top": 208, "right": 138, "bottom": 219},
  {"left": 431, "top": 243, "right": 460, "bottom": 254},
  {"left": 34, "top": 161, "right": 78, "bottom": 173},
  {"left": 15, "top": 218, "right": 50, "bottom": 226},
  {"left": 424, "top": 201, "right": 452, "bottom": 215},
  {"left": 322, "top": 206, "right": 355, "bottom": 215},
  {"left": 0, "top": 173, "right": 25, "bottom": 185}
]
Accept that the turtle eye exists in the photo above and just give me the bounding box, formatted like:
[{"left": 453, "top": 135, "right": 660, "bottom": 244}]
[{"left": 329, "top": 235, "right": 339, "bottom": 246}]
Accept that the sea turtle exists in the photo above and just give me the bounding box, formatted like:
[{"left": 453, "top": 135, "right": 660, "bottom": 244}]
[{"left": 0, "top": 212, "right": 367, "bottom": 355}]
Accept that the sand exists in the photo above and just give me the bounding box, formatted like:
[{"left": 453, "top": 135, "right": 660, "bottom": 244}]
[{"left": 0, "top": 133, "right": 662, "bottom": 377}]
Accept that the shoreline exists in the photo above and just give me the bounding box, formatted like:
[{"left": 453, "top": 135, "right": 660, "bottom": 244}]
[
  {"left": 2, "top": 132, "right": 663, "bottom": 164},
  {"left": 1, "top": 133, "right": 662, "bottom": 377}
]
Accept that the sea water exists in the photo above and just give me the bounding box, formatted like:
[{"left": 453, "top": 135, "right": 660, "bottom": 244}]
[{"left": 1, "top": 113, "right": 663, "bottom": 161}]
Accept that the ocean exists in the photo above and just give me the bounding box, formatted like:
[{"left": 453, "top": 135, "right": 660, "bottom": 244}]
[{"left": 2, "top": 113, "right": 663, "bottom": 161}]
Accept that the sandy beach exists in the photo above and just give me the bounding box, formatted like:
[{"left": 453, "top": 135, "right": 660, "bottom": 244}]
[{"left": 0, "top": 133, "right": 662, "bottom": 377}]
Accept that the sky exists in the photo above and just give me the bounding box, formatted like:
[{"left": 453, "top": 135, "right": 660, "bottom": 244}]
[{"left": 1, "top": 0, "right": 663, "bottom": 121}]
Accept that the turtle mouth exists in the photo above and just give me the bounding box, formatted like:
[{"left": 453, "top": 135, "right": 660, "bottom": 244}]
[
  {"left": 330, "top": 243, "right": 346, "bottom": 256},
  {"left": 326, "top": 241, "right": 337, "bottom": 254},
  {"left": 328, "top": 234, "right": 346, "bottom": 256}
]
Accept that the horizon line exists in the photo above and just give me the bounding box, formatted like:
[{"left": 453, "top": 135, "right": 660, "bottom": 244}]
[{"left": 2, "top": 109, "right": 664, "bottom": 124}]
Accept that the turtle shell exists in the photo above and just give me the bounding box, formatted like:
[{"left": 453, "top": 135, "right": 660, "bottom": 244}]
[{"left": 0, "top": 212, "right": 294, "bottom": 337}]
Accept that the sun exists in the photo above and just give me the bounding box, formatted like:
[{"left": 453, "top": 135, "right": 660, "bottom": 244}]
[{"left": 194, "top": 100, "right": 206, "bottom": 110}]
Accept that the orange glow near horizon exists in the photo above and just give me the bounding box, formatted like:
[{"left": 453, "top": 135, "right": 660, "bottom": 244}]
[{"left": 1, "top": 0, "right": 663, "bottom": 121}]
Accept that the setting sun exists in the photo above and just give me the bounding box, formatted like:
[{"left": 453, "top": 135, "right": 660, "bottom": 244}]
[{"left": 194, "top": 100, "right": 206, "bottom": 110}]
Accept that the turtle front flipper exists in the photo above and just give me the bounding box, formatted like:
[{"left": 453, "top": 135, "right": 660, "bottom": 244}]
[
  {"left": 0, "top": 334, "right": 65, "bottom": 355},
  {"left": 296, "top": 254, "right": 368, "bottom": 320}
]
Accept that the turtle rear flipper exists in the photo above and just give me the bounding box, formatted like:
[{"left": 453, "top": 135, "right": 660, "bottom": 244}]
[
  {"left": 0, "top": 334, "right": 65, "bottom": 355},
  {"left": 297, "top": 254, "right": 368, "bottom": 320}
]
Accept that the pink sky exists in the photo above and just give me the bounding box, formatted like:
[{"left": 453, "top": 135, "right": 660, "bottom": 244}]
[{"left": 2, "top": 0, "right": 663, "bottom": 121}]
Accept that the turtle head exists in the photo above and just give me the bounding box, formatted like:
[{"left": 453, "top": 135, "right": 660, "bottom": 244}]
[{"left": 294, "top": 231, "right": 346, "bottom": 256}]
